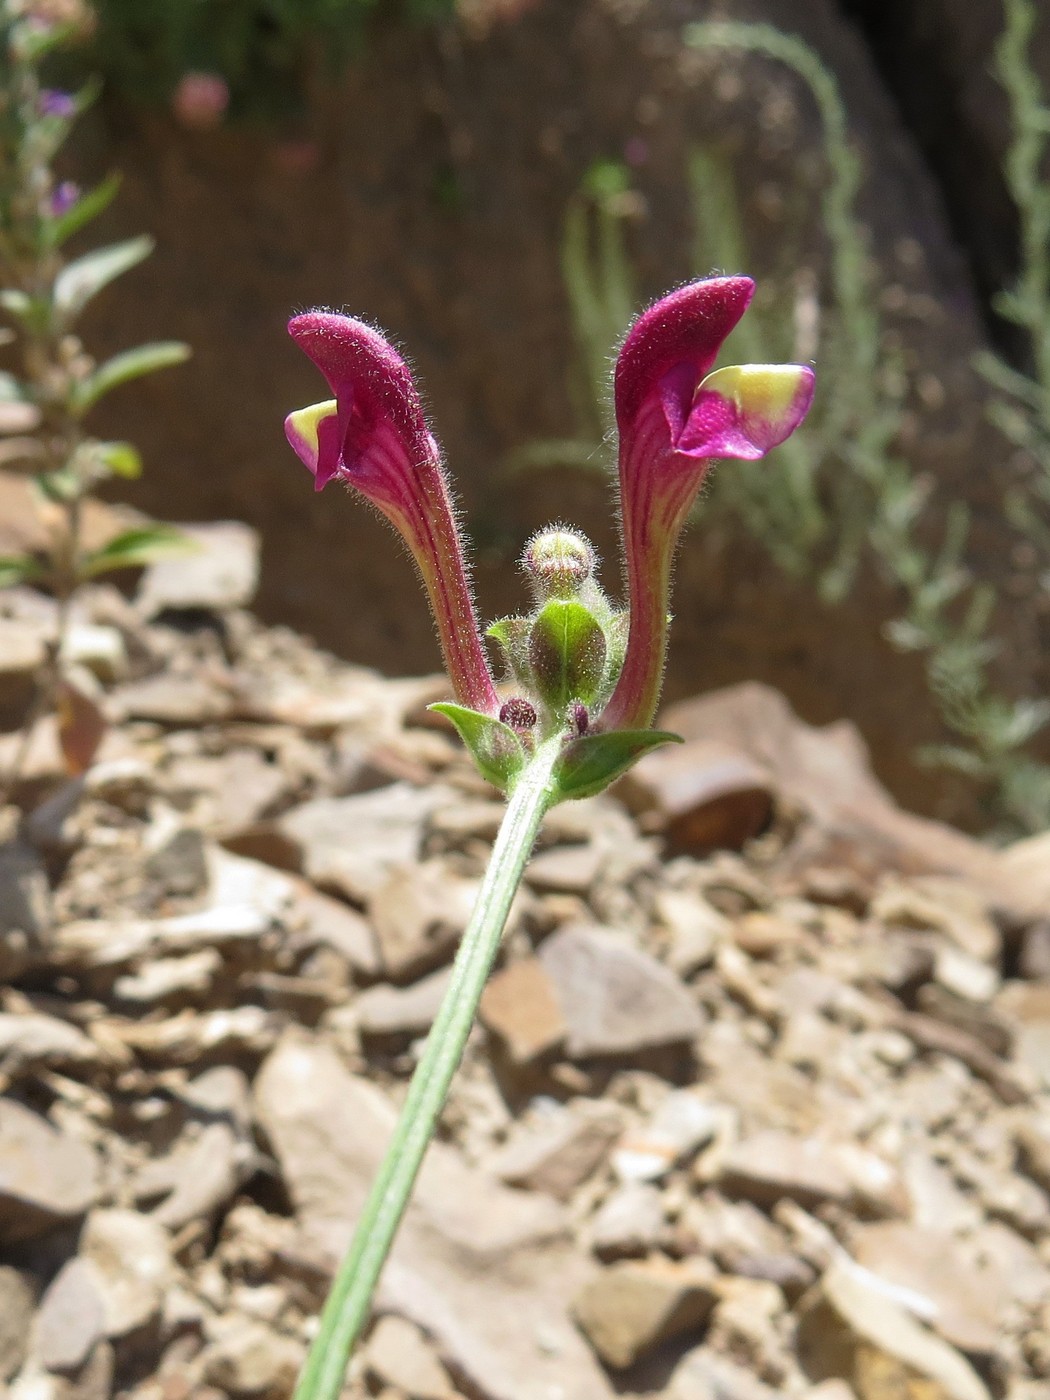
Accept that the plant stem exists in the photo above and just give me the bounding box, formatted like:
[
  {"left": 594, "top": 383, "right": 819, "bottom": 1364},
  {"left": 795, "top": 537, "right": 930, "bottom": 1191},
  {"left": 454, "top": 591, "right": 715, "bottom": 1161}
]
[{"left": 293, "top": 738, "right": 562, "bottom": 1400}]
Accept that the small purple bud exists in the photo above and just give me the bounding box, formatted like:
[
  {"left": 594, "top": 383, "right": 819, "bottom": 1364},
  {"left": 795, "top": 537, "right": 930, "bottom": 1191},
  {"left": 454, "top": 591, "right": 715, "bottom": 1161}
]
[
  {"left": 49, "top": 180, "right": 79, "bottom": 217},
  {"left": 499, "top": 696, "right": 537, "bottom": 733},
  {"left": 568, "top": 701, "right": 589, "bottom": 736},
  {"left": 39, "top": 89, "right": 76, "bottom": 119}
]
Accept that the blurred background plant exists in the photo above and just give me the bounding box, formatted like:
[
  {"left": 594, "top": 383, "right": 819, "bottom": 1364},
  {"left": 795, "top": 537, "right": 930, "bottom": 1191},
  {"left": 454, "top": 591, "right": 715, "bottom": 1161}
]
[
  {"left": 512, "top": 14, "right": 1050, "bottom": 838},
  {"left": 83, "top": 0, "right": 455, "bottom": 118},
  {"left": 0, "top": 0, "right": 190, "bottom": 788}
]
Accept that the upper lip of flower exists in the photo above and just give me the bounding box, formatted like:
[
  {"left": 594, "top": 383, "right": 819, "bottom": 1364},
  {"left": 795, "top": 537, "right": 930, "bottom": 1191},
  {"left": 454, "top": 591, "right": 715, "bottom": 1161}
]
[
  {"left": 285, "top": 310, "right": 436, "bottom": 496},
  {"left": 615, "top": 275, "right": 757, "bottom": 447},
  {"left": 284, "top": 309, "right": 500, "bottom": 717}
]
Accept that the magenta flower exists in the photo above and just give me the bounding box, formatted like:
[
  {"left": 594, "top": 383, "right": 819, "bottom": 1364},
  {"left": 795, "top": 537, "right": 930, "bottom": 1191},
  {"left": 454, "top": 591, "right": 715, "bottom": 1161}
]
[
  {"left": 285, "top": 312, "right": 499, "bottom": 716},
  {"left": 601, "top": 277, "right": 815, "bottom": 732}
]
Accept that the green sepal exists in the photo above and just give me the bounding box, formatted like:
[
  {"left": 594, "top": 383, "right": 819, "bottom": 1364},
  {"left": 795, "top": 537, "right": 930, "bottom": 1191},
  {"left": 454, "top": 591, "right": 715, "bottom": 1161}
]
[
  {"left": 429, "top": 702, "right": 527, "bottom": 792},
  {"left": 553, "top": 729, "right": 682, "bottom": 802},
  {"left": 81, "top": 525, "right": 195, "bottom": 580},
  {"left": 527, "top": 598, "right": 607, "bottom": 711},
  {"left": 486, "top": 615, "right": 531, "bottom": 687}
]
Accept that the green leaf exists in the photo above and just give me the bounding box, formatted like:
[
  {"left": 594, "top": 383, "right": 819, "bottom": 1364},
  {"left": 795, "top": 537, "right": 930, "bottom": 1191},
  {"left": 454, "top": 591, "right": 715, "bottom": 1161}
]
[
  {"left": 554, "top": 729, "right": 682, "bottom": 802},
  {"left": 94, "top": 441, "right": 143, "bottom": 479},
  {"left": 73, "top": 341, "right": 191, "bottom": 414},
  {"left": 81, "top": 525, "right": 195, "bottom": 580},
  {"left": 0, "top": 289, "right": 49, "bottom": 334},
  {"left": 35, "top": 466, "right": 81, "bottom": 503},
  {"left": 53, "top": 235, "right": 154, "bottom": 323},
  {"left": 47, "top": 173, "right": 122, "bottom": 249},
  {"left": 0, "top": 553, "right": 45, "bottom": 588},
  {"left": 429, "top": 702, "right": 526, "bottom": 792},
  {"left": 527, "top": 598, "right": 607, "bottom": 711}
]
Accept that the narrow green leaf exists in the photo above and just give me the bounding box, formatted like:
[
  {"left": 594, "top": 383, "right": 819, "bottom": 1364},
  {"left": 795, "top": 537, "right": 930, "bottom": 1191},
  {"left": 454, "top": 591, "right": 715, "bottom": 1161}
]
[
  {"left": 554, "top": 729, "right": 682, "bottom": 802},
  {"left": 0, "top": 553, "right": 45, "bottom": 588},
  {"left": 47, "top": 173, "right": 122, "bottom": 249},
  {"left": 73, "top": 341, "right": 191, "bottom": 414},
  {"left": 94, "top": 441, "right": 143, "bottom": 479},
  {"left": 429, "top": 702, "right": 526, "bottom": 792},
  {"left": 0, "top": 289, "right": 49, "bottom": 334},
  {"left": 53, "top": 235, "right": 154, "bottom": 322},
  {"left": 81, "top": 525, "right": 195, "bottom": 579}
]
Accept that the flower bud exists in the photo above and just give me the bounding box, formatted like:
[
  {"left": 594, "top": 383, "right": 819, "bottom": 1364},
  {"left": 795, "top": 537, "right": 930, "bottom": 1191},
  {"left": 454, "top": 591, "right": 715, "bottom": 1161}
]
[
  {"left": 522, "top": 527, "right": 596, "bottom": 600},
  {"left": 499, "top": 696, "right": 537, "bottom": 733}
]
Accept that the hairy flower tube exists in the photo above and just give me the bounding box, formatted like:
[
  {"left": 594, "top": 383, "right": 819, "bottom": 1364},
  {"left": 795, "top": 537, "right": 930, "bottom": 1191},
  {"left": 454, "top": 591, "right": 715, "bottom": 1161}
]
[
  {"left": 285, "top": 312, "right": 499, "bottom": 716},
  {"left": 601, "top": 276, "right": 815, "bottom": 732},
  {"left": 285, "top": 281, "right": 812, "bottom": 801}
]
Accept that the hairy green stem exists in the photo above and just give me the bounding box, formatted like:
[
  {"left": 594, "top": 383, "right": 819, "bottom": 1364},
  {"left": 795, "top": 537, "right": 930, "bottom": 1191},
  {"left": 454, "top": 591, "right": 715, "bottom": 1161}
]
[{"left": 293, "top": 739, "right": 562, "bottom": 1400}]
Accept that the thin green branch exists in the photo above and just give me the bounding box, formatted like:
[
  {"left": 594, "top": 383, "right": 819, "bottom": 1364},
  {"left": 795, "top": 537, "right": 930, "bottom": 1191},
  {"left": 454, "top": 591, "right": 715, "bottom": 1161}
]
[{"left": 294, "top": 739, "right": 562, "bottom": 1400}]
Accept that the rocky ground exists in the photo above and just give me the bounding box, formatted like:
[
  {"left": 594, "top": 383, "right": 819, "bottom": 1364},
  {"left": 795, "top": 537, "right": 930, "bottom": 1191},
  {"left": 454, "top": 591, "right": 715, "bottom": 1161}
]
[{"left": 2, "top": 521, "right": 1050, "bottom": 1400}]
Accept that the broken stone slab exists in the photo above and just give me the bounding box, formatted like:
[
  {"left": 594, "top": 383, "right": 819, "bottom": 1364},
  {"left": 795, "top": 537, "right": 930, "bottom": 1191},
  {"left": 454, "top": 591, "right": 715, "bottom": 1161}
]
[
  {"left": 80, "top": 1208, "right": 172, "bottom": 1338},
  {"left": 356, "top": 968, "right": 452, "bottom": 1040},
  {"left": 0, "top": 1098, "right": 99, "bottom": 1243},
  {"left": 850, "top": 1223, "right": 1002, "bottom": 1360},
  {"left": 0, "top": 1011, "right": 100, "bottom": 1082},
  {"left": 490, "top": 1099, "right": 624, "bottom": 1202},
  {"left": 590, "top": 1183, "right": 665, "bottom": 1262},
  {"left": 654, "top": 888, "right": 727, "bottom": 978},
  {"left": 32, "top": 1256, "right": 107, "bottom": 1375},
  {"left": 619, "top": 739, "right": 775, "bottom": 853},
  {"left": 137, "top": 520, "right": 260, "bottom": 616},
  {"left": 284, "top": 882, "right": 379, "bottom": 978},
  {"left": 995, "top": 981, "right": 1050, "bottom": 1088},
  {"left": 572, "top": 1256, "right": 718, "bottom": 1370},
  {"left": 0, "top": 618, "right": 47, "bottom": 727},
  {"left": 667, "top": 1346, "right": 782, "bottom": 1400},
  {"left": 871, "top": 877, "right": 1001, "bottom": 964},
  {"left": 254, "top": 1032, "right": 614, "bottom": 1400},
  {"left": 537, "top": 923, "right": 704, "bottom": 1059},
  {"left": 200, "top": 1313, "right": 304, "bottom": 1398},
  {"left": 164, "top": 746, "right": 290, "bottom": 840},
  {"left": 0, "top": 1265, "right": 35, "bottom": 1382},
  {"left": 479, "top": 956, "right": 568, "bottom": 1066},
  {"left": 112, "top": 948, "right": 223, "bottom": 1006},
  {"left": 796, "top": 1260, "right": 992, "bottom": 1400},
  {"left": 369, "top": 860, "right": 479, "bottom": 983},
  {"left": 110, "top": 672, "right": 235, "bottom": 726},
  {"left": 276, "top": 782, "right": 460, "bottom": 903},
  {"left": 151, "top": 1122, "right": 245, "bottom": 1230},
  {"left": 0, "top": 840, "right": 50, "bottom": 981},
  {"left": 611, "top": 1091, "right": 719, "bottom": 1184},
  {"left": 717, "top": 1130, "right": 854, "bottom": 1212},
  {"left": 524, "top": 842, "right": 606, "bottom": 896},
  {"left": 364, "top": 1314, "right": 454, "bottom": 1400}
]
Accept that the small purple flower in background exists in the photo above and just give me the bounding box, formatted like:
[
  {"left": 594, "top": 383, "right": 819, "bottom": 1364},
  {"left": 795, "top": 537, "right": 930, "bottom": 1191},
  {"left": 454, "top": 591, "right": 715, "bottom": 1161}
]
[
  {"left": 171, "top": 72, "right": 229, "bottom": 131},
  {"left": 49, "top": 180, "right": 79, "bottom": 218},
  {"left": 601, "top": 276, "right": 814, "bottom": 732},
  {"left": 38, "top": 89, "right": 76, "bottom": 119},
  {"left": 285, "top": 312, "right": 499, "bottom": 717}
]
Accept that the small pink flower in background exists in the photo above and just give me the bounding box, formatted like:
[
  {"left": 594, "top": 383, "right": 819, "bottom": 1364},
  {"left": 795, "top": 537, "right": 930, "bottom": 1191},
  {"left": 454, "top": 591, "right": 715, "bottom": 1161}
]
[
  {"left": 172, "top": 72, "right": 229, "bottom": 131},
  {"left": 623, "top": 136, "right": 650, "bottom": 168},
  {"left": 602, "top": 276, "right": 814, "bottom": 732},
  {"left": 272, "top": 139, "right": 320, "bottom": 177},
  {"left": 285, "top": 312, "right": 499, "bottom": 717}
]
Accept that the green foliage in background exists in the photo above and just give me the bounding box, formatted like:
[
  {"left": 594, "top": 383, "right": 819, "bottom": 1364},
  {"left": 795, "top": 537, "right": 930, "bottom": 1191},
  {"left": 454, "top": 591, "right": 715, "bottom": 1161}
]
[
  {"left": 85, "top": 0, "right": 455, "bottom": 115},
  {"left": 0, "top": 4, "right": 191, "bottom": 786},
  {"left": 523, "top": 16, "right": 1050, "bottom": 836}
]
